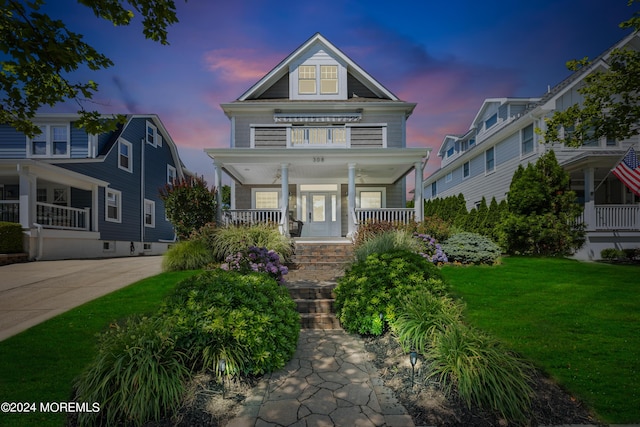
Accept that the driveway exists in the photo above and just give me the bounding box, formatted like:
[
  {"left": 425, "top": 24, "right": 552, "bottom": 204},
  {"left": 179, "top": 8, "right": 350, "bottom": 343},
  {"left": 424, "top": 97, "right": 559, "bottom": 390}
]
[{"left": 0, "top": 256, "right": 163, "bottom": 341}]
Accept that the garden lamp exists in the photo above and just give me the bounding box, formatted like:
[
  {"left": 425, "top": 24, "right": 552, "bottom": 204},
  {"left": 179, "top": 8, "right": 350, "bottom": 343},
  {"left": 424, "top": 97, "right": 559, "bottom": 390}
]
[
  {"left": 219, "top": 358, "right": 226, "bottom": 398},
  {"left": 409, "top": 351, "right": 418, "bottom": 388}
]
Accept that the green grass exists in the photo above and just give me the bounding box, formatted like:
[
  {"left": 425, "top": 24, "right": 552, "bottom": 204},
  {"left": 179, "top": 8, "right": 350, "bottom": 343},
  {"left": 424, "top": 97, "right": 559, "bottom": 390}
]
[
  {"left": 0, "top": 270, "right": 199, "bottom": 427},
  {"left": 441, "top": 257, "right": 640, "bottom": 424}
]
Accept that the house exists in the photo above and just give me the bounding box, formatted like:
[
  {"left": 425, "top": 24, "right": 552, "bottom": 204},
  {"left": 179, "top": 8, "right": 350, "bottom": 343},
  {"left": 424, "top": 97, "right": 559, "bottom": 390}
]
[
  {"left": 0, "top": 113, "right": 191, "bottom": 260},
  {"left": 205, "top": 33, "right": 430, "bottom": 239},
  {"left": 423, "top": 32, "right": 640, "bottom": 260}
]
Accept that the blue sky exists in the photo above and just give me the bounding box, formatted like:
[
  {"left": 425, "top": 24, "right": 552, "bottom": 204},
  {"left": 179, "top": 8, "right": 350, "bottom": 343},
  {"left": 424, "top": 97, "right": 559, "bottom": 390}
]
[{"left": 43, "top": 0, "right": 636, "bottom": 182}]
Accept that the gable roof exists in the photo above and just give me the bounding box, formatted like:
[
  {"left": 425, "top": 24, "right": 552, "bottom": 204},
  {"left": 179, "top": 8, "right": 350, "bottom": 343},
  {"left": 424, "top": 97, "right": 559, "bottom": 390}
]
[{"left": 237, "top": 33, "right": 399, "bottom": 101}]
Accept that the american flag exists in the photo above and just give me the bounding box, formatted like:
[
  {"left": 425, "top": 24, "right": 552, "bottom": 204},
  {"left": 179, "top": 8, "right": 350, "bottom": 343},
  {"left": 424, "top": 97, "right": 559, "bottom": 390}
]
[{"left": 612, "top": 147, "right": 640, "bottom": 197}]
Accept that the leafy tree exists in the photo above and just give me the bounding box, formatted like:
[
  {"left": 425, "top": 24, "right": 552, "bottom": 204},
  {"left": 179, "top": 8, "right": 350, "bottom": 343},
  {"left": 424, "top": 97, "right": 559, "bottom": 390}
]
[
  {"left": 540, "top": 1, "right": 640, "bottom": 146},
  {"left": 498, "top": 151, "right": 585, "bottom": 255},
  {"left": 1, "top": 0, "right": 181, "bottom": 137},
  {"left": 160, "top": 176, "right": 217, "bottom": 240}
]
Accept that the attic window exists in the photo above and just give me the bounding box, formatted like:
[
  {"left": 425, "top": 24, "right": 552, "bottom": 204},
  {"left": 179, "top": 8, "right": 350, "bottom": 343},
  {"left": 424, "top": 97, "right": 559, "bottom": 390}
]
[
  {"left": 320, "top": 65, "right": 338, "bottom": 94},
  {"left": 298, "top": 65, "right": 316, "bottom": 94}
]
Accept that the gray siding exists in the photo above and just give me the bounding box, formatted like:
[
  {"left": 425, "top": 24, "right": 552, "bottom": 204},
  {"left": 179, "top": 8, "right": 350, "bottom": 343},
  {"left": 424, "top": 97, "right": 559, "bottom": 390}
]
[
  {"left": 347, "top": 73, "right": 379, "bottom": 98},
  {"left": 254, "top": 127, "right": 287, "bottom": 147},
  {"left": 258, "top": 74, "right": 289, "bottom": 99},
  {"left": 234, "top": 113, "right": 275, "bottom": 148},
  {"left": 70, "top": 122, "right": 89, "bottom": 158},
  {"left": 350, "top": 127, "right": 383, "bottom": 148}
]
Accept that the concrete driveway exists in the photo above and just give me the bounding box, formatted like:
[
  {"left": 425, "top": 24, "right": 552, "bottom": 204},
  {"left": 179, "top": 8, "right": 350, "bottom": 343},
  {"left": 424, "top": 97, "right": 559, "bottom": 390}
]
[{"left": 0, "top": 256, "right": 163, "bottom": 341}]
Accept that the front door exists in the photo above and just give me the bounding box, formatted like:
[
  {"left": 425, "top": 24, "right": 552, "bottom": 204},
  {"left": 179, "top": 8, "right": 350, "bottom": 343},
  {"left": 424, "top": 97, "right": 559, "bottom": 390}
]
[{"left": 301, "top": 191, "right": 338, "bottom": 237}]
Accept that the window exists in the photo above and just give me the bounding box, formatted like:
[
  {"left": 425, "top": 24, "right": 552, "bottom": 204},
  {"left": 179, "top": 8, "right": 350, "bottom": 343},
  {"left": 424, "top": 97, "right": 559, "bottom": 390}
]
[
  {"left": 167, "top": 165, "right": 177, "bottom": 184},
  {"left": 146, "top": 121, "right": 158, "bottom": 146},
  {"left": 118, "top": 140, "right": 133, "bottom": 172},
  {"left": 28, "top": 124, "right": 69, "bottom": 157},
  {"left": 522, "top": 124, "right": 534, "bottom": 155},
  {"left": 105, "top": 189, "right": 122, "bottom": 222},
  {"left": 606, "top": 137, "right": 617, "bottom": 147},
  {"left": 485, "top": 113, "right": 497, "bottom": 130},
  {"left": 359, "top": 191, "right": 382, "bottom": 208},
  {"left": 320, "top": 65, "right": 338, "bottom": 94},
  {"left": 254, "top": 190, "right": 279, "bottom": 209},
  {"left": 53, "top": 188, "right": 67, "bottom": 206},
  {"left": 445, "top": 172, "right": 453, "bottom": 183},
  {"left": 463, "top": 161, "right": 470, "bottom": 178},
  {"left": 431, "top": 182, "right": 437, "bottom": 197},
  {"left": 144, "top": 199, "right": 155, "bottom": 227},
  {"left": 298, "top": 65, "right": 316, "bottom": 94},
  {"left": 446, "top": 146, "right": 454, "bottom": 157},
  {"left": 485, "top": 147, "right": 495, "bottom": 173}
]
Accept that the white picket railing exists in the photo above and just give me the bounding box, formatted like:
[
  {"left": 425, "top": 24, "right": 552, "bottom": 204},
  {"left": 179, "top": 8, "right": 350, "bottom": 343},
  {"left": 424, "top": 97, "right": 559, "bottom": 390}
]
[
  {"left": 594, "top": 205, "right": 639, "bottom": 230},
  {"left": 222, "top": 209, "right": 283, "bottom": 226},
  {"left": 35, "top": 202, "right": 90, "bottom": 230},
  {"left": 355, "top": 208, "right": 415, "bottom": 225}
]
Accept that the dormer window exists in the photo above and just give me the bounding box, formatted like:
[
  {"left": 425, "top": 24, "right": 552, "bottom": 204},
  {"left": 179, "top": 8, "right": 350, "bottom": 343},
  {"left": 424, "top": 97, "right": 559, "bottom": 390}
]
[
  {"left": 27, "top": 124, "right": 70, "bottom": 158},
  {"left": 298, "top": 65, "right": 316, "bottom": 94},
  {"left": 320, "top": 65, "right": 338, "bottom": 94},
  {"left": 297, "top": 64, "right": 339, "bottom": 95}
]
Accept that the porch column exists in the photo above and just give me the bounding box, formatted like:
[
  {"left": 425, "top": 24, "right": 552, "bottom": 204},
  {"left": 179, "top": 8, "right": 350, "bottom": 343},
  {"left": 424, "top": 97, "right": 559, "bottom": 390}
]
[
  {"left": 348, "top": 163, "right": 356, "bottom": 237},
  {"left": 213, "top": 161, "right": 222, "bottom": 225},
  {"left": 414, "top": 161, "right": 424, "bottom": 223},
  {"left": 18, "top": 165, "right": 36, "bottom": 228},
  {"left": 584, "top": 167, "right": 595, "bottom": 231},
  {"left": 280, "top": 163, "right": 289, "bottom": 236},
  {"left": 92, "top": 184, "right": 100, "bottom": 232}
]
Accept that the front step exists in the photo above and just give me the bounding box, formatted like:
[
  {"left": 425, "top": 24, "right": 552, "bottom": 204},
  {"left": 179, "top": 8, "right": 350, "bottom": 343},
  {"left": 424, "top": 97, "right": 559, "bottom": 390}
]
[
  {"left": 287, "top": 280, "right": 341, "bottom": 330},
  {"left": 288, "top": 240, "right": 354, "bottom": 282}
]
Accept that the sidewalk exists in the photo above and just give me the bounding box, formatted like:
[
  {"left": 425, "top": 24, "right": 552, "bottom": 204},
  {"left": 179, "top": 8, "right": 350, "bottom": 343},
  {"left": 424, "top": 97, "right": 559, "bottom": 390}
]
[
  {"left": 226, "top": 329, "right": 415, "bottom": 427},
  {"left": 0, "top": 256, "right": 163, "bottom": 341}
]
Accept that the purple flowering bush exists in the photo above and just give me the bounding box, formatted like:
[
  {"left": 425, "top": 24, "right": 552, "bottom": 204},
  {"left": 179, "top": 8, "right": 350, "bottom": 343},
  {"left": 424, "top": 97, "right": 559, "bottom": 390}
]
[
  {"left": 221, "top": 245, "right": 289, "bottom": 284},
  {"left": 413, "top": 233, "right": 449, "bottom": 264}
]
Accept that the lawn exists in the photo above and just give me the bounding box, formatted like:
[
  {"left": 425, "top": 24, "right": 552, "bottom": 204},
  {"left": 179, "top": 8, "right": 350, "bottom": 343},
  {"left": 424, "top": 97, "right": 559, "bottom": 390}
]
[
  {"left": 0, "top": 270, "right": 199, "bottom": 427},
  {"left": 441, "top": 256, "right": 640, "bottom": 424}
]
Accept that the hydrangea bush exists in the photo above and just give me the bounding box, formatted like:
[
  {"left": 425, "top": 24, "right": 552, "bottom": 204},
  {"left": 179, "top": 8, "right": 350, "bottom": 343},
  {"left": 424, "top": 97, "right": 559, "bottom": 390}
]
[
  {"left": 413, "top": 233, "right": 449, "bottom": 264},
  {"left": 221, "top": 245, "right": 288, "bottom": 284}
]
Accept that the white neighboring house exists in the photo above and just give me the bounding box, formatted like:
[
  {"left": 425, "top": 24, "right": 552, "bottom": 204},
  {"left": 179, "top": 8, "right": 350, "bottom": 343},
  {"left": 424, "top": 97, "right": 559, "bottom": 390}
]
[
  {"left": 206, "top": 33, "right": 430, "bottom": 239},
  {"left": 423, "top": 32, "right": 640, "bottom": 260}
]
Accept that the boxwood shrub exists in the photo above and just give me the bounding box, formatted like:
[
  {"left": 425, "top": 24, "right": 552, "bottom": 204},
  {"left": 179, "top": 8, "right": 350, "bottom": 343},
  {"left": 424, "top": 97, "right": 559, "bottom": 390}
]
[
  {"left": 162, "top": 269, "right": 300, "bottom": 375},
  {"left": 334, "top": 250, "right": 447, "bottom": 335},
  {"left": 0, "top": 221, "right": 23, "bottom": 253},
  {"left": 442, "top": 232, "right": 501, "bottom": 265}
]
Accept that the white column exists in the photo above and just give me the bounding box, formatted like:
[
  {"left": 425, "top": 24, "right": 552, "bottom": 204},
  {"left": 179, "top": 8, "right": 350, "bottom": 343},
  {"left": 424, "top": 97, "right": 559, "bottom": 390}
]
[
  {"left": 414, "top": 161, "right": 424, "bottom": 223},
  {"left": 213, "top": 160, "right": 222, "bottom": 225},
  {"left": 92, "top": 184, "right": 99, "bottom": 232},
  {"left": 18, "top": 165, "right": 36, "bottom": 228},
  {"left": 348, "top": 163, "right": 356, "bottom": 237},
  {"left": 584, "top": 167, "right": 595, "bottom": 231},
  {"left": 281, "top": 163, "right": 289, "bottom": 236}
]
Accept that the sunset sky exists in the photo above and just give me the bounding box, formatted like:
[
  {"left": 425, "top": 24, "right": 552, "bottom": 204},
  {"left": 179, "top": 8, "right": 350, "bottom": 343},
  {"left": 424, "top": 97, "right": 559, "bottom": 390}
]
[{"left": 43, "top": 0, "right": 636, "bottom": 183}]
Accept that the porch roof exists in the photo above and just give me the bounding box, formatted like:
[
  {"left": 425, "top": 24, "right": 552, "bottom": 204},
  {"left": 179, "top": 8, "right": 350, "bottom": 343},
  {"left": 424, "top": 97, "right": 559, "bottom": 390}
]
[
  {"left": 204, "top": 147, "right": 430, "bottom": 185},
  {"left": 0, "top": 160, "right": 109, "bottom": 190}
]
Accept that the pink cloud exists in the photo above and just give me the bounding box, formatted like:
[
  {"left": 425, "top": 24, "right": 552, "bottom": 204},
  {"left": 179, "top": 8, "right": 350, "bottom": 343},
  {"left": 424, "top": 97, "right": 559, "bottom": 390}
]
[{"left": 203, "top": 48, "right": 278, "bottom": 83}]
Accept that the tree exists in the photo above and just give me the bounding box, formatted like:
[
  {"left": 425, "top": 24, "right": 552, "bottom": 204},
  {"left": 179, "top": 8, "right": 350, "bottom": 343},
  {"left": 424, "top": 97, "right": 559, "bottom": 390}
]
[
  {"left": 541, "top": 1, "right": 640, "bottom": 146},
  {"left": 0, "top": 0, "right": 180, "bottom": 137},
  {"left": 160, "top": 176, "right": 217, "bottom": 240},
  {"left": 498, "top": 151, "right": 585, "bottom": 255}
]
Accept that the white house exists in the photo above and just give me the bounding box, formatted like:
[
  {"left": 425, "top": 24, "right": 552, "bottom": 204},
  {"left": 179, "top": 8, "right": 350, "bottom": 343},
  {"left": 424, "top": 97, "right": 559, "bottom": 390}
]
[
  {"left": 423, "top": 32, "right": 640, "bottom": 260},
  {"left": 206, "top": 33, "right": 430, "bottom": 238}
]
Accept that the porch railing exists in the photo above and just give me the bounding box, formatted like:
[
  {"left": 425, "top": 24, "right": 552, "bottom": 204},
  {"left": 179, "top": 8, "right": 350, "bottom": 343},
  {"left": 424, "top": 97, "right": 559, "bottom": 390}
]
[
  {"left": 36, "top": 202, "right": 90, "bottom": 230},
  {"left": 222, "top": 209, "right": 283, "bottom": 226},
  {"left": 593, "top": 205, "right": 639, "bottom": 230},
  {"left": 355, "top": 208, "right": 415, "bottom": 225}
]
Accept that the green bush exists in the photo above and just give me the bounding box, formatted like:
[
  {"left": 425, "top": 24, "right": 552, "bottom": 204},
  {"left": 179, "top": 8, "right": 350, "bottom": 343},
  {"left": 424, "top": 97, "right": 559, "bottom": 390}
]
[
  {"left": 334, "top": 250, "right": 447, "bottom": 335},
  {"left": 392, "top": 289, "right": 463, "bottom": 354},
  {"left": 161, "top": 239, "right": 215, "bottom": 272},
  {"left": 353, "top": 220, "right": 398, "bottom": 247},
  {"left": 353, "top": 230, "right": 421, "bottom": 263},
  {"left": 426, "top": 322, "right": 533, "bottom": 424},
  {"left": 73, "top": 316, "right": 190, "bottom": 427},
  {"left": 162, "top": 269, "right": 299, "bottom": 375},
  {"left": 443, "top": 232, "right": 501, "bottom": 264},
  {"left": 0, "top": 221, "right": 23, "bottom": 253},
  {"left": 601, "top": 248, "right": 625, "bottom": 260},
  {"left": 210, "top": 223, "right": 292, "bottom": 262}
]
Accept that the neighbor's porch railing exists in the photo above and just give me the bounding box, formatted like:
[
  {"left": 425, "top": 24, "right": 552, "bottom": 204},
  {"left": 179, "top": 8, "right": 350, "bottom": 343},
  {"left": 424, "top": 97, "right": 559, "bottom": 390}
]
[
  {"left": 36, "top": 202, "right": 90, "bottom": 230},
  {"left": 591, "top": 204, "right": 640, "bottom": 230},
  {"left": 0, "top": 201, "right": 19, "bottom": 223},
  {"left": 355, "top": 208, "right": 415, "bottom": 225}
]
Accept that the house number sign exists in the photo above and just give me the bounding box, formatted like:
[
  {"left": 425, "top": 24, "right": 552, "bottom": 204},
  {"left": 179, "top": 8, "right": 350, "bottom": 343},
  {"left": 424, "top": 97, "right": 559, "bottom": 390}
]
[{"left": 313, "top": 157, "right": 324, "bottom": 163}]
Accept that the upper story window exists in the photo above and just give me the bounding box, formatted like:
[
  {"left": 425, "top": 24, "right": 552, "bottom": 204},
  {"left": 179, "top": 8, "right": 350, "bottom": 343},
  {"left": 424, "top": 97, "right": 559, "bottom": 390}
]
[
  {"left": 485, "top": 113, "right": 497, "bottom": 130},
  {"left": 463, "top": 161, "right": 470, "bottom": 178},
  {"left": 146, "top": 120, "right": 162, "bottom": 147},
  {"left": 295, "top": 64, "right": 340, "bottom": 97},
  {"left": 118, "top": 140, "right": 133, "bottom": 172},
  {"left": 28, "top": 124, "right": 70, "bottom": 157},
  {"left": 320, "top": 65, "right": 338, "bottom": 94},
  {"left": 167, "top": 165, "right": 177, "bottom": 184},
  {"left": 298, "top": 65, "right": 316, "bottom": 94},
  {"left": 446, "top": 146, "right": 455, "bottom": 157},
  {"left": 521, "top": 124, "right": 534, "bottom": 155},
  {"left": 485, "top": 147, "right": 495, "bottom": 173}
]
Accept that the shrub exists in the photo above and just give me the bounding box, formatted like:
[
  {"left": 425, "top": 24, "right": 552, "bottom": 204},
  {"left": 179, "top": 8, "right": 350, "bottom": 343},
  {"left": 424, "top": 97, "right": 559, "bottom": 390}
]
[
  {"left": 162, "top": 269, "right": 299, "bottom": 375},
  {"left": 443, "top": 232, "right": 501, "bottom": 264},
  {"left": 601, "top": 248, "right": 625, "bottom": 260},
  {"left": 221, "top": 245, "right": 289, "bottom": 284},
  {"left": 353, "top": 220, "right": 397, "bottom": 247},
  {"left": 413, "top": 233, "right": 448, "bottom": 264},
  {"left": 412, "top": 216, "right": 453, "bottom": 242},
  {"left": 162, "top": 239, "right": 215, "bottom": 272},
  {"left": 334, "top": 250, "right": 447, "bottom": 335},
  {"left": 0, "top": 221, "right": 23, "bottom": 253},
  {"left": 353, "top": 230, "right": 421, "bottom": 263},
  {"left": 159, "top": 176, "right": 217, "bottom": 240},
  {"left": 426, "top": 322, "right": 533, "bottom": 424},
  {"left": 393, "top": 289, "right": 463, "bottom": 354},
  {"left": 73, "top": 316, "right": 189, "bottom": 427},
  {"left": 210, "top": 223, "right": 292, "bottom": 262}
]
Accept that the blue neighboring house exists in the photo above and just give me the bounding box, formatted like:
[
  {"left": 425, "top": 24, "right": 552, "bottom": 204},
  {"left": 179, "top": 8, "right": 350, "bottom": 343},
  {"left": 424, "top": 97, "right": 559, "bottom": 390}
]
[{"left": 0, "top": 113, "right": 191, "bottom": 260}]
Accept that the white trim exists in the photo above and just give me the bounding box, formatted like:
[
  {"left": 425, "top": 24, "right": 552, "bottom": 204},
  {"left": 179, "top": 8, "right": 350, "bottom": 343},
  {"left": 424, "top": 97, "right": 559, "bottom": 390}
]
[
  {"left": 118, "top": 139, "right": 133, "bottom": 172},
  {"left": 146, "top": 120, "right": 158, "bottom": 147},
  {"left": 251, "top": 188, "right": 282, "bottom": 209},
  {"left": 144, "top": 199, "right": 155, "bottom": 228},
  {"left": 356, "top": 187, "right": 387, "bottom": 208},
  {"left": 167, "top": 164, "right": 177, "bottom": 184},
  {"left": 105, "top": 188, "right": 122, "bottom": 223},
  {"left": 27, "top": 123, "right": 71, "bottom": 158}
]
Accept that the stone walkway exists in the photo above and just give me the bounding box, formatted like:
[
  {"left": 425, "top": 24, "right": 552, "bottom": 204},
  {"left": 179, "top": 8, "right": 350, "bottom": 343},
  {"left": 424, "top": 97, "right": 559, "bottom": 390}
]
[{"left": 226, "top": 330, "right": 414, "bottom": 427}]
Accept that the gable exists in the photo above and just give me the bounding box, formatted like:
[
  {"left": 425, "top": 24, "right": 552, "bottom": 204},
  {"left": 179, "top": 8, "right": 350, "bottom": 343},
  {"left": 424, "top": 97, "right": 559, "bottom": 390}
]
[{"left": 238, "top": 33, "right": 398, "bottom": 102}]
